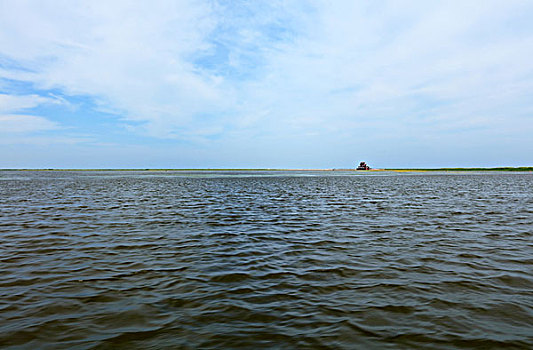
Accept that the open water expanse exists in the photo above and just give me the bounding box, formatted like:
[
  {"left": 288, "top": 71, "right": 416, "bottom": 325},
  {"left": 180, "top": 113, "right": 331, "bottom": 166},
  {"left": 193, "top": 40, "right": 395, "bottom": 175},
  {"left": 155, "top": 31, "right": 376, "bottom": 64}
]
[{"left": 0, "top": 170, "right": 532, "bottom": 349}]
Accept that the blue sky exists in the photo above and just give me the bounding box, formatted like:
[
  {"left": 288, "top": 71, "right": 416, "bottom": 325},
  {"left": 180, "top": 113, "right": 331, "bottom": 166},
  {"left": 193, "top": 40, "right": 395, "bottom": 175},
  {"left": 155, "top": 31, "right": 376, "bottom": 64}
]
[{"left": 1, "top": 0, "right": 532, "bottom": 168}]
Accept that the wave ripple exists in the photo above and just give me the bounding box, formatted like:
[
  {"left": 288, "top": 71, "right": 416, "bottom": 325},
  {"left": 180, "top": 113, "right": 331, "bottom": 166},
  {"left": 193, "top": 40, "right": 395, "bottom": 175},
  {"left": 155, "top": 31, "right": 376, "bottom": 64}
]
[{"left": 1, "top": 171, "right": 532, "bottom": 349}]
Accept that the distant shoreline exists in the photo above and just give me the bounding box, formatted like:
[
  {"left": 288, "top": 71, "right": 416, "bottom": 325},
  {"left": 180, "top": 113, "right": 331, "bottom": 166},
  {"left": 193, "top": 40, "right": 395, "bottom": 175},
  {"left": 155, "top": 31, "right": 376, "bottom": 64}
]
[
  {"left": 383, "top": 167, "right": 533, "bottom": 172},
  {"left": 1, "top": 167, "right": 532, "bottom": 172}
]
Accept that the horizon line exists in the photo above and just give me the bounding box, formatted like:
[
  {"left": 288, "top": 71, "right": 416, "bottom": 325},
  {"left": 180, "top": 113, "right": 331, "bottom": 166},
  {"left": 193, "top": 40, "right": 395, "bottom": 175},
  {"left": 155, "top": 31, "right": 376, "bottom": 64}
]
[{"left": 1, "top": 167, "right": 532, "bottom": 172}]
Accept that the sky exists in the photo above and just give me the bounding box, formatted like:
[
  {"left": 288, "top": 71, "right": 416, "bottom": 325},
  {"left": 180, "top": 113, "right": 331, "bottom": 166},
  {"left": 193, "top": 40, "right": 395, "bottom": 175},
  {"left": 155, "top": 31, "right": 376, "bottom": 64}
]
[{"left": 1, "top": 0, "right": 532, "bottom": 169}]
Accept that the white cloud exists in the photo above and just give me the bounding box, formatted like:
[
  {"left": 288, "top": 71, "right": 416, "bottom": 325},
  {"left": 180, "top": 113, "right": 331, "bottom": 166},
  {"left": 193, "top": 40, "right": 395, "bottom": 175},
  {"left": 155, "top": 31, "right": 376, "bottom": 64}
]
[
  {"left": 0, "top": 114, "right": 59, "bottom": 133},
  {"left": 1, "top": 0, "right": 226, "bottom": 139},
  {"left": 0, "top": 92, "right": 68, "bottom": 144},
  {"left": 0, "top": 93, "right": 65, "bottom": 137},
  {"left": 231, "top": 1, "right": 533, "bottom": 139},
  {"left": 0, "top": 93, "right": 64, "bottom": 113}
]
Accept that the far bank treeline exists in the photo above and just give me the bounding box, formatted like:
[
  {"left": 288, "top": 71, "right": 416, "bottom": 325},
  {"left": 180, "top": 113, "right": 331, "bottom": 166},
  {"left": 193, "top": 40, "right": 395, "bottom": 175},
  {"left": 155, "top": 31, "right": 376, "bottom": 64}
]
[
  {"left": 385, "top": 167, "right": 533, "bottom": 172},
  {"left": 1, "top": 167, "right": 532, "bottom": 172}
]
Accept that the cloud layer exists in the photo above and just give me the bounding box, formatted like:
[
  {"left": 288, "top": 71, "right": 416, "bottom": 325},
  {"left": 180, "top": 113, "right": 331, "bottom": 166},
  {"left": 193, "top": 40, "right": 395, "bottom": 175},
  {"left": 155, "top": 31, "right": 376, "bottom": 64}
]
[{"left": 1, "top": 0, "right": 532, "bottom": 167}]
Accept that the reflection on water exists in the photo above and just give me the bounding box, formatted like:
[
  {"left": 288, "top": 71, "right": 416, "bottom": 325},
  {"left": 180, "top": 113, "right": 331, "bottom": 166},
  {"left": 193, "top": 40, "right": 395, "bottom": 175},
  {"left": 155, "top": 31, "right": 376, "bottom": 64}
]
[{"left": 0, "top": 171, "right": 532, "bottom": 349}]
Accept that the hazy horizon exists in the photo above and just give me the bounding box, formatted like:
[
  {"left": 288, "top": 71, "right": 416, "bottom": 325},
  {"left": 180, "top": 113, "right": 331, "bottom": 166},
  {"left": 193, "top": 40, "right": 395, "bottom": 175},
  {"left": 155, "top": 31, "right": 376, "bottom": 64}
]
[
  {"left": 1, "top": 1, "right": 532, "bottom": 169},
  {"left": 1, "top": 166, "right": 531, "bottom": 171}
]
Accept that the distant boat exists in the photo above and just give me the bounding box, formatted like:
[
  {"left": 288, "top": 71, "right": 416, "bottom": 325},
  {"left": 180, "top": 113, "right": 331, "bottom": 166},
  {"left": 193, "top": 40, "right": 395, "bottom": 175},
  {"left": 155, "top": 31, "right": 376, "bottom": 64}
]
[{"left": 356, "top": 161, "right": 371, "bottom": 170}]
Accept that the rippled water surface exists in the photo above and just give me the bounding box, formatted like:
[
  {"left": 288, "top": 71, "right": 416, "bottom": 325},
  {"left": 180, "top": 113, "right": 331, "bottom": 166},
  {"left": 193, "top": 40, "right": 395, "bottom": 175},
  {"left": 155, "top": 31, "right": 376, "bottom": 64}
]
[{"left": 1, "top": 170, "right": 532, "bottom": 349}]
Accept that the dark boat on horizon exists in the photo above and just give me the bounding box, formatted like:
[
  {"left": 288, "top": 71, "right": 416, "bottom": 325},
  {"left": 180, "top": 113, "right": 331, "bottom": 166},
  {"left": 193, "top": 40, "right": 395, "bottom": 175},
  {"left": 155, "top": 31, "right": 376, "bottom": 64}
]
[{"left": 357, "top": 161, "right": 371, "bottom": 170}]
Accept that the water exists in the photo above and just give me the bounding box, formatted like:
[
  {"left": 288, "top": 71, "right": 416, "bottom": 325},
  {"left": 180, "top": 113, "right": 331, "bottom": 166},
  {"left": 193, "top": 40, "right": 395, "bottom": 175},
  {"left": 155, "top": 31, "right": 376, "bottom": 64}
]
[{"left": 0, "top": 170, "right": 532, "bottom": 349}]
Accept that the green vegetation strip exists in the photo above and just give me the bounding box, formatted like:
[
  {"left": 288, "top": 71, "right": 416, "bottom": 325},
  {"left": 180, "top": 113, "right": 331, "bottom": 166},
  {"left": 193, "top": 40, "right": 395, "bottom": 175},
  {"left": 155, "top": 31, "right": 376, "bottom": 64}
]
[
  {"left": 385, "top": 167, "right": 533, "bottom": 172},
  {"left": 0, "top": 168, "right": 286, "bottom": 171},
  {"left": 1, "top": 167, "right": 532, "bottom": 172}
]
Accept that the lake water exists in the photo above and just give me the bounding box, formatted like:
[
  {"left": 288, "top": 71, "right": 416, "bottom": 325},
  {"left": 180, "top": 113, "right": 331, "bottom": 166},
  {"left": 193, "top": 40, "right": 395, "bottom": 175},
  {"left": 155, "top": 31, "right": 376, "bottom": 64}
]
[{"left": 0, "top": 170, "right": 532, "bottom": 349}]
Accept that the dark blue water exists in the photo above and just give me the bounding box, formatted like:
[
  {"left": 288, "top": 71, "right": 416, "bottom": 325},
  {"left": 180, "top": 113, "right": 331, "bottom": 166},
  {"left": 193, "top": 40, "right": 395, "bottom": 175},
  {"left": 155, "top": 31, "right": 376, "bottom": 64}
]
[{"left": 0, "top": 170, "right": 532, "bottom": 349}]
